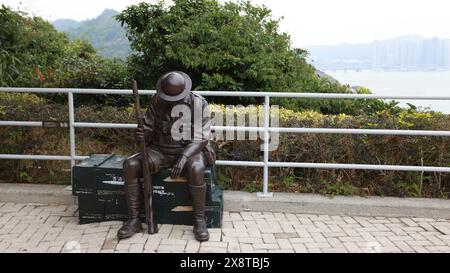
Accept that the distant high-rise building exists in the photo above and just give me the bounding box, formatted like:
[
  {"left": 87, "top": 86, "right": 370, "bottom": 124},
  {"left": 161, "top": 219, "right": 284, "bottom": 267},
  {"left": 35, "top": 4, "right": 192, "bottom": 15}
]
[{"left": 308, "top": 36, "right": 450, "bottom": 70}]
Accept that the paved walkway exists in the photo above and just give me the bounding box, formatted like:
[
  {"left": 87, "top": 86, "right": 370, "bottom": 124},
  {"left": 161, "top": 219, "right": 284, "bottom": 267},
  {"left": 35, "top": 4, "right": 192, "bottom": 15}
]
[{"left": 1, "top": 202, "right": 450, "bottom": 253}]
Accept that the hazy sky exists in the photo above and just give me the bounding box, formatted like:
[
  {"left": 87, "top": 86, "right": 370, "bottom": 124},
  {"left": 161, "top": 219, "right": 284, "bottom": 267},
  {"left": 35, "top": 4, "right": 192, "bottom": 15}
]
[{"left": 2, "top": 0, "right": 450, "bottom": 47}]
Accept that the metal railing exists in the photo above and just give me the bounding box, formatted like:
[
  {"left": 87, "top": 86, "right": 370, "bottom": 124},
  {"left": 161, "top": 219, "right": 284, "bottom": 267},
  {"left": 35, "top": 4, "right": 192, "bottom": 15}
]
[{"left": 1, "top": 87, "right": 450, "bottom": 197}]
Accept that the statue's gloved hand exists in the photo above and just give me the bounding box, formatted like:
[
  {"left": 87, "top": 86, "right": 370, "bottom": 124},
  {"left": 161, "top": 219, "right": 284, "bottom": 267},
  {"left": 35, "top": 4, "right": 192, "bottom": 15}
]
[
  {"left": 171, "top": 155, "right": 188, "bottom": 178},
  {"left": 135, "top": 128, "right": 145, "bottom": 143}
]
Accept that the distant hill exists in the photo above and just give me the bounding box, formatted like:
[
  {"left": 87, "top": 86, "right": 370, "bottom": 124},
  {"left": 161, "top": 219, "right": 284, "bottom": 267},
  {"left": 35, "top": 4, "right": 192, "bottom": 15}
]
[
  {"left": 53, "top": 19, "right": 81, "bottom": 32},
  {"left": 306, "top": 36, "right": 450, "bottom": 71},
  {"left": 52, "top": 9, "right": 131, "bottom": 59}
]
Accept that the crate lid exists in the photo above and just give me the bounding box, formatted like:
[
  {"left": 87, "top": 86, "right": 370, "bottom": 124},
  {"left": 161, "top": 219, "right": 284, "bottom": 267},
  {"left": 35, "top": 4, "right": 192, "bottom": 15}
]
[
  {"left": 99, "top": 155, "right": 129, "bottom": 169},
  {"left": 76, "top": 154, "right": 128, "bottom": 168}
]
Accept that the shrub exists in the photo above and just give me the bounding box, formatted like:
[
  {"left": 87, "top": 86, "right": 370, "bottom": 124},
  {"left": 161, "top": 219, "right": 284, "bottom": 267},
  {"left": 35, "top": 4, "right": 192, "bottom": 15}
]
[
  {"left": 1, "top": 93, "right": 449, "bottom": 198},
  {"left": 117, "top": 0, "right": 399, "bottom": 115}
]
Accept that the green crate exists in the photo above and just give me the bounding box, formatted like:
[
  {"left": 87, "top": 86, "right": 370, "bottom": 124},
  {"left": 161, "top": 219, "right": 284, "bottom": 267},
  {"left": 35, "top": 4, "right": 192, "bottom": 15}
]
[
  {"left": 156, "top": 204, "right": 223, "bottom": 228},
  {"left": 73, "top": 154, "right": 217, "bottom": 205},
  {"left": 72, "top": 154, "right": 119, "bottom": 195},
  {"left": 80, "top": 206, "right": 223, "bottom": 229},
  {"left": 74, "top": 155, "right": 223, "bottom": 228},
  {"left": 79, "top": 188, "right": 223, "bottom": 228},
  {"left": 78, "top": 194, "right": 106, "bottom": 222}
]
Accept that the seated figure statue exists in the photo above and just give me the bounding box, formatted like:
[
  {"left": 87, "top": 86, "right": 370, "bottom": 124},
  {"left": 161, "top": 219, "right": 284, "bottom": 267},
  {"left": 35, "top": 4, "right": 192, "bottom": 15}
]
[{"left": 117, "top": 71, "right": 216, "bottom": 242}]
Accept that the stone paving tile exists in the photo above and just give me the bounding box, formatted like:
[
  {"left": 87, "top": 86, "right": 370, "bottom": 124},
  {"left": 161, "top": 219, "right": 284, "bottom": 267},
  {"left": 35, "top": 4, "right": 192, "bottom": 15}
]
[
  {"left": 0, "top": 203, "right": 450, "bottom": 253},
  {"left": 228, "top": 242, "right": 241, "bottom": 253},
  {"left": 144, "top": 238, "right": 161, "bottom": 251},
  {"left": 185, "top": 240, "right": 201, "bottom": 253}
]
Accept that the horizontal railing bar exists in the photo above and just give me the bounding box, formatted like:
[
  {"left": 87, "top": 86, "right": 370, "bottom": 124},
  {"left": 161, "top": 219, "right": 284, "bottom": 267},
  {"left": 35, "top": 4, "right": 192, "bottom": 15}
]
[
  {"left": 214, "top": 126, "right": 450, "bottom": 136},
  {"left": 0, "top": 155, "right": 96, "bottom": 161},
  {"left": 3, "top": 122, "right": 449, "bottom": 137},
  {"left": 2, "top": 87, "right": 450, "bottom": 100},
  {"left": 215, "top": 160, "right": 266, "bottom": 167},
  {"left": 75, "top": 123, "right": 264, "bottom": 131},
  {"left": 198, "top": 91, "right": 450, "bottom": 100},
  {"left": 213, "top": 126, "right": 260, "bottom": 132},
  {"left": 272, "top": 127, "right": 450, "bottom": 136},
  {"left": 269, "top": 162, "right": 450, "bottom": 172},
  {"left": 2, "top": 154, "right": 449, "bottom": 172},
  {"left": 0, "top": 154, "right": 73, "bottom": 161},
  {"left": 0, "top": 121, "right": 43, "bottom": 127},
  {"left": 74, "top": 122, "right": 137, "bottom": 129},
  {"left": 0, "top": 88, "right": 153, "bottom": 95},
  {"left": 0, "top": 155, "right": 265, "bottom": 167}
]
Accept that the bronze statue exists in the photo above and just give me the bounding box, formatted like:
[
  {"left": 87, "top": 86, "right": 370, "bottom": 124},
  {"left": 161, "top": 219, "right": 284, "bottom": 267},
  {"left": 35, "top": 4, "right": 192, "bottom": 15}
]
[{"left": 118, "top": 72, "right": 216, "bottom": 242}]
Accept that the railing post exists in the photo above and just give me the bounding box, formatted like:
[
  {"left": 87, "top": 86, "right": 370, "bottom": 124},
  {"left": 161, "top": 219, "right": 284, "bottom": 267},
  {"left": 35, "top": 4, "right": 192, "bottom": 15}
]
[
  {"left": 257, "top": 95, "right": 274, "bottom": 198},
  {"left": 68, "top": 91, "right": 76, "bottom": 169}
]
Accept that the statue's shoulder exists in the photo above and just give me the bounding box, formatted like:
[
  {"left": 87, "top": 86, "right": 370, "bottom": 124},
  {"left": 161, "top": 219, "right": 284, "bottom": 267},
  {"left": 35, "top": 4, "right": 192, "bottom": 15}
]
[
  {"left": 150, "top": 94, "right": 159, "bottom": 106},
  {"left": 191, "top": 93, "right": 209, "bottom": 107},
  {"left": 146, "top": 95, "right": 160, "bottom": 113}
]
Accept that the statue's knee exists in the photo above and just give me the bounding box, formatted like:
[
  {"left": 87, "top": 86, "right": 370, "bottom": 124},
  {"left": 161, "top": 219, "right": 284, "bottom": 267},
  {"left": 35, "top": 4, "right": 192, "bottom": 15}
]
[
  {"left": 188, "top": 161, "right": 206, "bottom": 175},
  {"left": 124, "top": 158, "right": 139, "bottom": 170},
  {"left": 123, "top": 158, "right": 141, "bottom": 176}
]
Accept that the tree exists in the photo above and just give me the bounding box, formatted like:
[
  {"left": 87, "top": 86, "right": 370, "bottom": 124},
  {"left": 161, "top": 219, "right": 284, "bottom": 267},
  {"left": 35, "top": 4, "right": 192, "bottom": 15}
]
[
  {"left": 0, "top": 5, "right": 69, "bottom": 87},
  {"left": 119, "top": 1, "right": 331, "bottom": 95},
  {"left": 49, "top": 39, "right": 131, "bottom": 106},
  {"left": 0, "top": 2, "right": 399, "bottom": 113},
  {"left": 118, "top": 0, "right": 399, "bottom": 114},
  {"left": 1, "top": 5, "right": 130, "bottom": 105}
]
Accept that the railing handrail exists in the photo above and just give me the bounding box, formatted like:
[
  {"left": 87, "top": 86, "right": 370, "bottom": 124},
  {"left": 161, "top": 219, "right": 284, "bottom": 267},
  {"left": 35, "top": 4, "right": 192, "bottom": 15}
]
[
  {"left": 1, "top": 87, "right": 450, "bottom": 197},
  {"left": 2, "top": 121, "right": 450, "bottom": 137},
  {"left": 1, "top": 87, "right": 450, "bottom": 100}
]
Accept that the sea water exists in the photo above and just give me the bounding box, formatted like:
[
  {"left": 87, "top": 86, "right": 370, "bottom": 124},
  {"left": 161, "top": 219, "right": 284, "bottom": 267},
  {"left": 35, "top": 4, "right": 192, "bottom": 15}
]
[{"left": 328, "top": 70, "right": 450, "bottom": 114}]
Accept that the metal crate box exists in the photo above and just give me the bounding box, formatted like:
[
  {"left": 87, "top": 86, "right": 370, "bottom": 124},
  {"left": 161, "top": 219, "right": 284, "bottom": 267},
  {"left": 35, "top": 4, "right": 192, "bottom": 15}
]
[{"left": 73, "top": 154, "right": 223, "bottom": 228}]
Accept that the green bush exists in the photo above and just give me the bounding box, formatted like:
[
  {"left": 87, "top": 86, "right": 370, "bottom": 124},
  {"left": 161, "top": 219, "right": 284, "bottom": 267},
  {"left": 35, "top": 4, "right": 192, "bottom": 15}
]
[
  {"left": 117, "top": 0, "right": 398, "bottom": 115},
  {"left": 44, "top": 39, "right": 131, "bottom": 106},
  {"left": 0, "top": 5, "right": 68, "bottom": 87},
  {"left": 1, "top": 3, "right": 447, "bottom": 197},
  {"left": 1, "top": 93, "right": 449, "bottom": 198},
  {"left": 1, "top": 6, "right": 130, "bottom": 106},
  {"left": 1, "top": 3, "right": 408, "bottom": 116}
]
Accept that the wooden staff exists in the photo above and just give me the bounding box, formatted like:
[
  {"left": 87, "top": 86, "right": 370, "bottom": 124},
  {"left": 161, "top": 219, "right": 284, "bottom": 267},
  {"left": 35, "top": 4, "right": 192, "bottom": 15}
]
[{"left": 132, "top": 80, "right": 157, "bottom": 234}]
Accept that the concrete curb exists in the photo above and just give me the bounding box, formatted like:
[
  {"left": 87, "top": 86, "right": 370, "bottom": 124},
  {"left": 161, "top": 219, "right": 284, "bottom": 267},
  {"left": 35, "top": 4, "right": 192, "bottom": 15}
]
[
  {"left": 0, "top": 183, "right": 76, "bottom": 205},
  {"left": 0, "top": 184, "right": 449, "bottom": 219},
  {"left": 224, "top": 191, "right": 450, "bottom": 219}
]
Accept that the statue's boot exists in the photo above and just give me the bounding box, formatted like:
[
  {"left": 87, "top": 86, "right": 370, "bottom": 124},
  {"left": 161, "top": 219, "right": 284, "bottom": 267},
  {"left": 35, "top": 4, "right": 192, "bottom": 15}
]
[
  {"left": 118, "top": 184, "right": 143, "bottom": 239},
  {"left": 189, "top": 184, "right": 210, "bottom": 242}
]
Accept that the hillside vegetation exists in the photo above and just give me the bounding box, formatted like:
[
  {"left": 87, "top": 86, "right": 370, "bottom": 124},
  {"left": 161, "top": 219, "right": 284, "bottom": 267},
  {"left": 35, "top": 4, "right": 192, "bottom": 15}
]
[
  {"left": 1, "top": 92, "right": 449, "bottom": 198},
  {"left": 60, "top": 9, "right": 131, "bottom": 59},
  {"left": 0, "top": 1, "right": 449, "bottom": 198}
]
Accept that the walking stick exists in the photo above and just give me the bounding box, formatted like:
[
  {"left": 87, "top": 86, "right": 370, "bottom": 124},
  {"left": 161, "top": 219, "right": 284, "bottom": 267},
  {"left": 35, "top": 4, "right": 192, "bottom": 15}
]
[{"left": 132, "top": 80, "right": 158, "bottom": 234}]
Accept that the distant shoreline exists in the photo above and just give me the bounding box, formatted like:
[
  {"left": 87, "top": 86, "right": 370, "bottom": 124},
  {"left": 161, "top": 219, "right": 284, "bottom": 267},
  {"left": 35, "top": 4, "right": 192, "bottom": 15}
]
[
  {"left": 323, "top": 69, "right": 450, "bottom": 73},
  {"left": 328, "top": 70, "right": 450, "bottom": 114}
]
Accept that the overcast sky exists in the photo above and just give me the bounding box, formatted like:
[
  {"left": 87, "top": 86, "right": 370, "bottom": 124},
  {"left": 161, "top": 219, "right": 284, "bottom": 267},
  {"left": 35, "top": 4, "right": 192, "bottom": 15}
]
[{"left": 2, "top": 0, "right": 450, "bottom": 47}]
